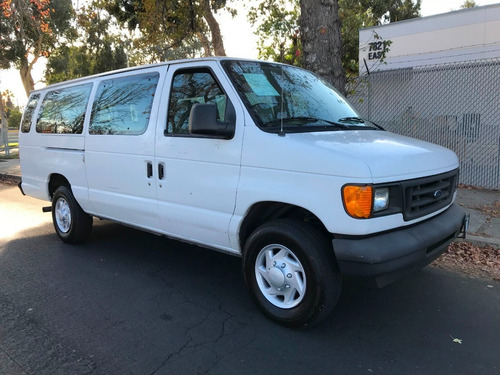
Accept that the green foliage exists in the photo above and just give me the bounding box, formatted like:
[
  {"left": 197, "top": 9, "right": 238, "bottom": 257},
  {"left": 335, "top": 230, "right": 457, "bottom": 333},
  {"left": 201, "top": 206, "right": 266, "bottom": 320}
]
[
  {"left": 128, "top": 36, "right": 205, "bottom": 66},
  {"left": 132, "top": 0, "right": 209, "bottom": 61},
  {"left": 0, "top": 0, "right": 74, "bottom": 93},
  {"left": 340, "top": 0, "right": 375, "bottom": 76},
  {"left": 248, "top": 0, "right": 301, "bottom": 66},
  {"left": 380, "top": 0, "right": 421, "bottom": 22},
  {"left": 45, "top": 43, "right": 128, "bottom": 84},
  {"left": 249, "top": 0, "right": 420, "bottom": 77},
  {"left": 46, "top": 0, "right": 234, "bottom": 83},
  {"left": 7, "top": 107, "right": 22, "bottom": 130},
  {"left": 44, "top": 2, "right": 129, "bottom": 84},
  {"left": 0, "top": 0, "right": 73, "bottom": 63},
  {"left": 101, "top": 0, "right": 143, "bottom": 31},
  {"left": 48, "top": 0, "right": 74, "bottom": 34},
  {"left": 460, "top": 0, "right": 477, "bottom": 8},
  {"left": 102, "top": 0, "right": 233, "bottom": 60},
  {"left": 341, "top": 0, "right": 419, "bottom": 76}
]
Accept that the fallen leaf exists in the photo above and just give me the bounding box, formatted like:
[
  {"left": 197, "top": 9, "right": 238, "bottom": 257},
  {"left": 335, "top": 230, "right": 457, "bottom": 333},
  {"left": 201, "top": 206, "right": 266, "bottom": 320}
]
[{"left": 450, "top": 334, "right": 463, "bottom": 344}]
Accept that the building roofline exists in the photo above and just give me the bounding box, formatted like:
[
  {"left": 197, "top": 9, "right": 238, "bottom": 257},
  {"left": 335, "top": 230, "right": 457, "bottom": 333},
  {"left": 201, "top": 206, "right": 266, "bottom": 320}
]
[{"left": 360, "top": 3, "right": 500, "bottom": 32}]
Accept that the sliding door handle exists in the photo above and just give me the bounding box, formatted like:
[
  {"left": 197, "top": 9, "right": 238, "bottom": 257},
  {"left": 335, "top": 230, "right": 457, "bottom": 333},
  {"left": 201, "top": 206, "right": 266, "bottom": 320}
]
[
  {"left": 147, "top": 162, "right": 153, "bottom": 178},
  {"left": 158, "top": 163, "right": 165, "bottom": 180}
]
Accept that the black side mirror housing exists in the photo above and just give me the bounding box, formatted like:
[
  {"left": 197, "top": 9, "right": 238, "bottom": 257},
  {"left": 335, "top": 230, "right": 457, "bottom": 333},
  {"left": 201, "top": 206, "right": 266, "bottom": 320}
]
[{"left": 189, "top": 101, "right": 235, "bottom": 139}]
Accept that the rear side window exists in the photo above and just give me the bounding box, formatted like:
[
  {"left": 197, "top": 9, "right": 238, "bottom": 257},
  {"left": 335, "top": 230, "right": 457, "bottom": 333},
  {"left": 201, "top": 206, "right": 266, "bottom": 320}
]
[
  {"left": 36, "top": 84, "right": 92, "bottom": 134},
  {"left": 21, "top": 94, "right": 40, "bottom": 133},
  {"left": 89, "top": 72, "right": 159, "bottom": 135}
]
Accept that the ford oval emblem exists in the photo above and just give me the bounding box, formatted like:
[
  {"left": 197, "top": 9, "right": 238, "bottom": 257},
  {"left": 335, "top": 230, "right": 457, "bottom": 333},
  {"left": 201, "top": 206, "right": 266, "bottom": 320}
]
[{"left": 433, "top": 189, "right": 443, "bottom": 199}]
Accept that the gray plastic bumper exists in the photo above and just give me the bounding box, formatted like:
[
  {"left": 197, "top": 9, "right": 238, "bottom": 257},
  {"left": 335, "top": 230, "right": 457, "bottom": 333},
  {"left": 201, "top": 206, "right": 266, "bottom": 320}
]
[{"left": 332, "top": 204, "right": 466, "bottom": 287}]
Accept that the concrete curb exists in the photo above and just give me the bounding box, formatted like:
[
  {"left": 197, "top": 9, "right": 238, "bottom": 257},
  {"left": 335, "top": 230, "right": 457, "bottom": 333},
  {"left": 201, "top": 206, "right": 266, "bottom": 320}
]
[{"left": 458, "top": 235, "right": 500, "bottom": 249}]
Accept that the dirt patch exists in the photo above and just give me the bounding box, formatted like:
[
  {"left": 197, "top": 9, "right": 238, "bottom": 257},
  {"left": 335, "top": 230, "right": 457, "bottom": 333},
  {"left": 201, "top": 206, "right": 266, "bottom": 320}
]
[
  {"left": 0, "top": 174, "right": 21, "bottom": 186},
  {"left": 433, "top": 242, "right": 500, "bottom": 282}
]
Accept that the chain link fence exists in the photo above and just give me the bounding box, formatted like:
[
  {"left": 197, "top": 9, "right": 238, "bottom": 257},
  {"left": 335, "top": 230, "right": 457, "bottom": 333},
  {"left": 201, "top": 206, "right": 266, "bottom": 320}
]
[{"left": 348, "top": 58, "right": 500, "bottom": 189}]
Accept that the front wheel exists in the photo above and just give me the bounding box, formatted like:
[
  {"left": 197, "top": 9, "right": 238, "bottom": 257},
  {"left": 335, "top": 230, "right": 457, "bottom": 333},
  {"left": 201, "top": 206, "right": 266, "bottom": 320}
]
[
  {"left": 52, "top": 186, "right": 92, "bottom": 244},
  {"left": 243, "top": 219, "right": 341, "bottom": 327}
]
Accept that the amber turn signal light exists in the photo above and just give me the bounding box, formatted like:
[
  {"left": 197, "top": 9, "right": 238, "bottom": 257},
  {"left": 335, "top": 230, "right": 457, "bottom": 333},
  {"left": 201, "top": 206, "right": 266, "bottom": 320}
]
[{"left": 342, "top": 185, "right": 373, "bottom": 218}]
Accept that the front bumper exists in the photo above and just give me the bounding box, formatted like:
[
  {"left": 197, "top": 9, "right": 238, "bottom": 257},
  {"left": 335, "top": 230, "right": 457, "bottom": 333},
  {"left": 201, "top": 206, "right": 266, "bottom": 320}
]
[{"left": 332, "top": 204, "right": 466, "bottom": 287}]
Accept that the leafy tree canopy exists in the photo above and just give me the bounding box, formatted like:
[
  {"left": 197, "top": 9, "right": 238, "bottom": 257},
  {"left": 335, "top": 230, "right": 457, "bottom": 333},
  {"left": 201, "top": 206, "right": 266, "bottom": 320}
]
[
  {"left": 0, "top": 0, "right": 73, "bottom": 95},
  {"left": 248, "top": 0, "right": 421, "bottom": 77},
  {"left": 7, "top": 107, "right": 22, "bottom": 129},
  {"left": 101, "top": 0, "right": 233, "bottom": 60},
  {"left": 460, "top": 0, "right": 476, "bottom": 8},
  {"left": 44, "top": 2, "right": 129, "bottom": 84}
]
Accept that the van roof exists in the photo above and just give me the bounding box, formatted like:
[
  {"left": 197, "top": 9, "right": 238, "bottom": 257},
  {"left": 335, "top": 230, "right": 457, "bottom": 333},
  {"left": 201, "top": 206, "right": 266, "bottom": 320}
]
[{"left": 30, "top": 57, "right": 264, "bottom": 94}]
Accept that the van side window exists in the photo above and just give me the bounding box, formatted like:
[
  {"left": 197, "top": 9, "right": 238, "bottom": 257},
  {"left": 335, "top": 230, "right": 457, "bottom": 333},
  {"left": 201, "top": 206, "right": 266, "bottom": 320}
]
[
  {"left": 36, "top": 84, "right": 92, "bottom": 134},
  {"left": 90, "top": 72, "right": 159, "bottom": 135},
  {"left": 166, "top": 69, "right": 226, "bottom": 135},
  {"left": 21, "top": 94, "right": 40, "bottom": 133}
]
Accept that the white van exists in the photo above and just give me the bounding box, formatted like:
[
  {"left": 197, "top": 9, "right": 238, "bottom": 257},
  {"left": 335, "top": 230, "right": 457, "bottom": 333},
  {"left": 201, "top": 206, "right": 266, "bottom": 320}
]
[{"left": 19, "top": 58, "right": 467, "bottom": 327}]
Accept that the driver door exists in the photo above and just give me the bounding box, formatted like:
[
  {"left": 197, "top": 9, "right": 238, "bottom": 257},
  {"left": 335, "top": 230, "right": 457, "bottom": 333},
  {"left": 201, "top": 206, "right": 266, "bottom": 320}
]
[{"left": 154, "top": 61, "right": 244, "bottom": 251}]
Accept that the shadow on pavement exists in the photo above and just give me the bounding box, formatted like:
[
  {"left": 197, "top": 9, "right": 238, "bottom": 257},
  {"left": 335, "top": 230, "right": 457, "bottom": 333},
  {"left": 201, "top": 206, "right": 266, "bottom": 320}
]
[{"left": 1, "top": 219, "right": 498, "bottom": 375}]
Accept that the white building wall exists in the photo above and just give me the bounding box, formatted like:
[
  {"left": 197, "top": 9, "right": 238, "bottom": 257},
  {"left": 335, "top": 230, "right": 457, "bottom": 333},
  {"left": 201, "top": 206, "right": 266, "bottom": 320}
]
[{"left": 359, "top": 4, "right": 500, "bottom": 74}]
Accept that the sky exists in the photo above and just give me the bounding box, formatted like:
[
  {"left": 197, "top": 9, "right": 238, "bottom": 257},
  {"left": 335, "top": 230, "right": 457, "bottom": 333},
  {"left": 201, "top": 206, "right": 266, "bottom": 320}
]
[{"left": 1, "top": 0, "right": 499, "bottom": 107}]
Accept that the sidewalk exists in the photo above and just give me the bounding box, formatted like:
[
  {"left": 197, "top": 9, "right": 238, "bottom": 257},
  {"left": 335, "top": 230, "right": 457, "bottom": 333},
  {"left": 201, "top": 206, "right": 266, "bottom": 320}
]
[
  {"left": 1, "top": 155, "right": 499, "bottom": 248},
  {"left": 456, "top": 188, "right": 500, "bottom": 248},
  {"left": 0, "top": 157, "right": 21, "bottom": 177}
]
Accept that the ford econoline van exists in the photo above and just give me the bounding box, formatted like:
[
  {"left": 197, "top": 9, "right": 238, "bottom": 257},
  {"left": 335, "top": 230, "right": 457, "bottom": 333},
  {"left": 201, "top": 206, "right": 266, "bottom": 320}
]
[{"left": 19, "top": 58, "right": 468, "bottom": 327}]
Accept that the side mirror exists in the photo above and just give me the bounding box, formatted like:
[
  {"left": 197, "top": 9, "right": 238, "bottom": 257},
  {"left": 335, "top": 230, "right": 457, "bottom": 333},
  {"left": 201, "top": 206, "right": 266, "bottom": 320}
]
[{"left": 189, "top": 101, "right": 235, "bottom": 139}]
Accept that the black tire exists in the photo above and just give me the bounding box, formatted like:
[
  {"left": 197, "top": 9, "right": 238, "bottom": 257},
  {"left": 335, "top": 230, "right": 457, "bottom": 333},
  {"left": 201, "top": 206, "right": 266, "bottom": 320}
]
[
  {"left": 243, "top": 219, "right": 341, "bottom": 328},
  {"left": 52, "top": 186, "right": 92, "bottom": 244}
]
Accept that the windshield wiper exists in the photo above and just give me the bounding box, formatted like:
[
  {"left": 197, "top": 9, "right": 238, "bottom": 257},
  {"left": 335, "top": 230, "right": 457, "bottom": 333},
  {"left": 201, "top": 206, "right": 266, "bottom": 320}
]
[
  {"left": 337, "top": 116, "right": 365, "bottom": 123},
  {"left": 263, "top": 117, "right": 343, "bottom": 128},
  {"left": 261, "top": 116, "right": 381, "bottom": 134},
  {"left": 337, "top": 116, "right": 383, "bottom": 130}
]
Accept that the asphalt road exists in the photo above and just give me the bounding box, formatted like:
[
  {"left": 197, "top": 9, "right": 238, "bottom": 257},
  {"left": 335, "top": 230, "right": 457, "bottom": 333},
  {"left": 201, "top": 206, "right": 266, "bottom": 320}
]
[{"left": 1, "top": 185, "right": 499, "bottom": 375}]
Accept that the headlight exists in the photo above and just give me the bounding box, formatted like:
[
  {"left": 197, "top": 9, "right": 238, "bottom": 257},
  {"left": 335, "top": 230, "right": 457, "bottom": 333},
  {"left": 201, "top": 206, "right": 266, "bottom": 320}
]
[
  {"left": 342, "top": 185, "right": 391, "bottom": 219},
  {"left": 373, "top": 187, "right": 389, "bottom": 212}
]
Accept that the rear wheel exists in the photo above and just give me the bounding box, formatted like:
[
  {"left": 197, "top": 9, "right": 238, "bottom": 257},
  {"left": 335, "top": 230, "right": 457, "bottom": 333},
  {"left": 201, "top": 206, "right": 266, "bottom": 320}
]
[
  {"left": 243, "top": 219, "right": 341, "bottom": 327},
  {"left": 52, "top": 186, "right": 92, "bottom": 243}
]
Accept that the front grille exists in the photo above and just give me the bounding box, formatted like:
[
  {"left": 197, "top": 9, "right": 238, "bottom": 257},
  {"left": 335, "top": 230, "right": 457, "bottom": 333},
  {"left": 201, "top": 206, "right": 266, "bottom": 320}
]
[{"left": 402, "top": 170, "right": 458, "bottom": 221}]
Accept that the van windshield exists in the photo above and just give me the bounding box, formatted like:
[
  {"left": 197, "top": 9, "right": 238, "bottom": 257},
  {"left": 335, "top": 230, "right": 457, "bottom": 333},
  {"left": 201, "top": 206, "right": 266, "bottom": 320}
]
[{"left": 222, "top": 60, "right": 380, "bottom": 134}]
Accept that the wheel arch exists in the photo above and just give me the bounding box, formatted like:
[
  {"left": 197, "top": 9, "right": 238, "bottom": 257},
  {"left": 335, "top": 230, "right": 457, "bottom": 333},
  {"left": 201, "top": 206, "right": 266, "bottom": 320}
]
[
  {"left": 239, "top": 201, "right": 330, "bottom": 251},
  {"left": 48, "top": 173, "right": 71, "bottom": 199}
]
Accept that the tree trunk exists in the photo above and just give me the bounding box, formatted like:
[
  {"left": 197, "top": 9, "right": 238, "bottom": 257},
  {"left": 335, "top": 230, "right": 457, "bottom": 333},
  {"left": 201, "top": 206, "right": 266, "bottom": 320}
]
[
  {"left": 19, "top": 57, "right": 35, "bottom": 97},
  {"left": 202, "top": 0, "right": 226, "bottom": 56},
  {"left": 299, "top": 0, "right": 346, "bottom": 94},
  {"left": 0, "top": 94, "right": 9, "bottom": 156},
  {"left": 197, "top": 31, "right": 212, "bottom": 57}
]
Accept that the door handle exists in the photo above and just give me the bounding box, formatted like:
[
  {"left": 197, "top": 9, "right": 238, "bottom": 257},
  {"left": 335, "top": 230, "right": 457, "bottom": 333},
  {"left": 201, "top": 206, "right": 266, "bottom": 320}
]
[
  {"left": 158, "top": 163, "right": 165, "bottom": 180},
  {"left": 147, "top": 162, "right": 153, "bottom": 178}
]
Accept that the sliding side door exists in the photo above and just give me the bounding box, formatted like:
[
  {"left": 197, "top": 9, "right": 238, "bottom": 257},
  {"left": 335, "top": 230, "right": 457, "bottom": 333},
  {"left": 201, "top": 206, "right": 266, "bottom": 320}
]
[{"left": 85, "top": 67, "right": 166, "bottom": 231}]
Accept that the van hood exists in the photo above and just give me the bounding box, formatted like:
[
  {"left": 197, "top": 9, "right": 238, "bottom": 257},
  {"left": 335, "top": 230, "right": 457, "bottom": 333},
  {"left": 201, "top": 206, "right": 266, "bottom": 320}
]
[{"left": 243, "top": 129, "right": 459, "bottom": 182}]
